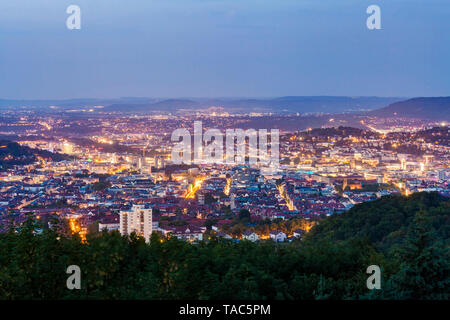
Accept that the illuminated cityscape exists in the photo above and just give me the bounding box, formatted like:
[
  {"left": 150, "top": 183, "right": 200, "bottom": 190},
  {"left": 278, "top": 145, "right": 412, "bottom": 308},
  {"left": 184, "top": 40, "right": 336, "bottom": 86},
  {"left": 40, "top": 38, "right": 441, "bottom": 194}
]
[
  {"left": 0, "top": 107, "right": 448, "bottom": 242},
  {"left": 0, "top": 0, "right": 449, "bottom": 303}
]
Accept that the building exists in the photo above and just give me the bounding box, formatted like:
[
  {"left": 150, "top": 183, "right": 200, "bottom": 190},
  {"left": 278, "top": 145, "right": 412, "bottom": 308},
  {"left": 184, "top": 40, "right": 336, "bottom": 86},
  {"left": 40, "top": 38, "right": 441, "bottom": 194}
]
[
  {"left": 155, "top": 156, "right": 166, "bottom": 169},
  {"left": 293, "top": 229, "right": 305, "bottom": 239},
  {"left": 242, "top": 231, "right": 259, "bottom": 242},
  {"left": 438, "top": 170, "right": 446, "bottom": 181},
  {"left": 423, "top": 155, "right": 433, "bottom": 164},
  {"left": 230, "top": 194, "right": 236, "bottom": 209},
  {"left": 160, "top": 225, "right": 205, "bottom": 242},
  {"left": 120, "top": 205, "right": 153, "bottom": 242},
  {"left": 137, "top": 157, "right": 144, "bottom": 171},
  {"left": 98, "top": 222, "right": 120, "bottom": 232},
  {"left": 62, "top": 142, "right": 74, "bottom": 155},
  {"left": 198, "top": 193, "right": 205, "bottom": 205},
  {"left": 270, "top": 230, "right": 287, "bottom": 242},
  {"left": 216, "top": 232, "right": 233, "bottom": 239}
]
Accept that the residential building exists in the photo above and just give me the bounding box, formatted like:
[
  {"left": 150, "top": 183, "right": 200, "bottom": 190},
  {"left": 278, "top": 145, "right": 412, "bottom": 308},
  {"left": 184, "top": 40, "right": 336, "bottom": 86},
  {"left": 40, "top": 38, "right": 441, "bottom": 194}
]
[{"left": 120, "top": 204, "right": 153, "bottom": 242}]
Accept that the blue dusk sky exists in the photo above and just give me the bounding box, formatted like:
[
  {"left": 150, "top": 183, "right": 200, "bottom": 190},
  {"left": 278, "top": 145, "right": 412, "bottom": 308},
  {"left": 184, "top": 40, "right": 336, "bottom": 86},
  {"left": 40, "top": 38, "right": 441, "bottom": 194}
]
[{"left": 0, "top": 0, "right": 449, "bottom": 99}]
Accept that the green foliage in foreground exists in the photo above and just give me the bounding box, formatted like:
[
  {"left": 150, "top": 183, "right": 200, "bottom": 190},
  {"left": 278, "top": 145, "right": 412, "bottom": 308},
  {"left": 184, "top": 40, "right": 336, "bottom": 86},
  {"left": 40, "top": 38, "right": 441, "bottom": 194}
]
[{"left": 0, "top": 192, "right": 448, "bottom": 300}]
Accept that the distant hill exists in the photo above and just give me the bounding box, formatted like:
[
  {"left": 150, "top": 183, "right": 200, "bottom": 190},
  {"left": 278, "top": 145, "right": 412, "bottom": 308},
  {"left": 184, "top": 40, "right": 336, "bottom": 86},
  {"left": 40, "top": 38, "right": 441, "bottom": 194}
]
[
  {"left": 298, "top": 126, "right": 380, "bottom": 139},
  {"left": 264, "top": 96, "right": 403, "bottom": 113},
  {"left": 413, "top": 126, "right": 449, "bottom": 145},
  {"left": 0, "top": 96, "right": 403, "bottom": 114},
  {"left": 106, "top": 99, "right": 198, "bottom": 112},
  {"left": 0, "top": 97, "right": 156, "bottom": 108},
  {"left": 369, "top": 97, "right": 450, "bottom": 120},
  {"left": 305, "top": 192, "right": 450, "bottom": 252},
  {"left": 385, "top": 126, "right": 449, "bottom": 146},
  {"left": 0, "top": 140, "right": 71, "bottom": 168},
  {"left": 104, "top": 96, "right": 403, "bottom": 114}
]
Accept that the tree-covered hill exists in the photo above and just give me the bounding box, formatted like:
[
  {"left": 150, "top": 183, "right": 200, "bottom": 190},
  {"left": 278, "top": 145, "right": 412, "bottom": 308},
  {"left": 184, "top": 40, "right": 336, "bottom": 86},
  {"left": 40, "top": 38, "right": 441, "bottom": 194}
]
[
  {"left": 305, "top": 192, "right": 450, "bottom": 253},
  {"left": 298, "top": 126, "right": 380, "bottom": 140},
  {"left": 0, "top": 140, "right": 71, "bottom": 168},
  {"left": 0, "top": 193, "right": 448, "bottom": 300},
  {"left": 369, "top": 97, "right": 450, "bottom": 120}
]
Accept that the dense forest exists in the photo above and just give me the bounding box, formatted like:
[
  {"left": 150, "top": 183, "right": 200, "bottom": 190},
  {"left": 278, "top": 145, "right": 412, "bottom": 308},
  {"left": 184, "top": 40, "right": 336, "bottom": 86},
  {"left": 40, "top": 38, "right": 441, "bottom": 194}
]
[
  {"left": 0, "top": 192, "right": 448, "bottom": 300},
  {"left": 297, "top": 126, "right": 381, "bottom": 141}
]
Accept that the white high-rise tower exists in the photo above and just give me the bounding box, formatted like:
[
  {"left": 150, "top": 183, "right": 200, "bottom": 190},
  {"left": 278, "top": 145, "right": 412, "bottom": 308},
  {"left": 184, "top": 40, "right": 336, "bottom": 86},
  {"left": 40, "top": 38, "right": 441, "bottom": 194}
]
[{"left": 120, "top": 205, "right": 153, "bottom": 242}]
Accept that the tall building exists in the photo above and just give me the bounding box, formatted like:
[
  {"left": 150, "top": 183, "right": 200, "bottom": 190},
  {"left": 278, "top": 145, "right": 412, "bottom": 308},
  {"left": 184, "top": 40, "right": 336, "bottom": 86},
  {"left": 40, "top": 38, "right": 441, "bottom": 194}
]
[
  {"left": 400, "top": 158, "right": 407, "bottom": 170},
  {"left": 155, "top": 156, "right": 166, "bottom": 169},
  {"left": 198, "top": 193, "right": 205, "bottom": 205},
  {"left": 438, "top": 170, "right": 446, "bottom": 181},
  {"left": 137, "top": 156, "right": 144, "bottom": 172},
  {"left": 424, "top": 154, "right": 434, "bottom": 164},
  {"left": 398, "top": 154, "right": 408, "bottom": 170},
  {"left": 420, "top": 162, "right": 425, "bottom": 172},
  {"left": 120, "top": 205, "right": 153, "bottom": 242},
  {"left": 230, "top": 194, "right": 236, "bottom": 210}
]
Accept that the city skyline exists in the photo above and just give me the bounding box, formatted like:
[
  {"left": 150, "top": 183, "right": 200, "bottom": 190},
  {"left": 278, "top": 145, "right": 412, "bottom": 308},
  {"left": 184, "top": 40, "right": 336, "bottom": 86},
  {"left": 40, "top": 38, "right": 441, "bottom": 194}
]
[{"left": 0, "top": 0, "right": 448, "bottom": 303}]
